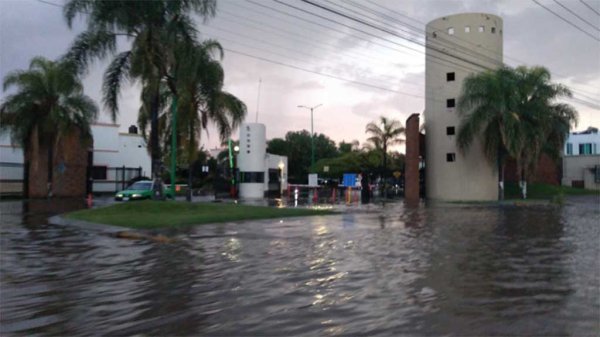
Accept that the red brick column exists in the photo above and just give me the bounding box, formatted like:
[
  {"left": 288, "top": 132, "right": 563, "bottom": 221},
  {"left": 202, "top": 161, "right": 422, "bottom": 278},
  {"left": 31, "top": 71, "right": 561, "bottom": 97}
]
[{"left": 405, "top": 113, "right": 420, "bottom": 204}]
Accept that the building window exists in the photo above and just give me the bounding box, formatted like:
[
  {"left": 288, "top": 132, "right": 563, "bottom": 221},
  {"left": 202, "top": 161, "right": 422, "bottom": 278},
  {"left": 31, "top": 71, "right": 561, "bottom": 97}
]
[
  {"left": 446, "top": 72, "right": 455, "bottom": 81},
  {"left": 446, "top": 98, "right": 456, "bottom": 108},
  {"left": 566, "top": 143, "right": 573, "bottom": 155},
  {"left": 479, "top": 25, "right": 485, "bottom": 32},
  {"left": 448, "top": 27, "right": 454, "bottom": 35},
  {"left": 580, "top": 143, "right": 593, "bottom": 155},
  {"left": 465, "top": 26, "right": 471, "bottom": 33},
  {"left": 91, "top": 166, "right": 107, "bottom": 180},
  {"left": 446, "top": 126, "right": 455, "bottom": 135},
  {"left": 491, "top": 27, "right": 496, "bottom": 34},
  {"left": 240, "top": 171, "right": 265, "bottom": 183},
  {"left": 446, "top": 153, "right": 456, "bottom": 162}
]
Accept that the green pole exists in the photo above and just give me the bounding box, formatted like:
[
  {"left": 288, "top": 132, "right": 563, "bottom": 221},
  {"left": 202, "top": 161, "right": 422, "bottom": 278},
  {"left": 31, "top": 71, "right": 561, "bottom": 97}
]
[
  {"left": 228, "top": 139, "right": 235, "bottom": 196},
  {"left": 170, "top": 95, "right": 177, "bottom": 197}
]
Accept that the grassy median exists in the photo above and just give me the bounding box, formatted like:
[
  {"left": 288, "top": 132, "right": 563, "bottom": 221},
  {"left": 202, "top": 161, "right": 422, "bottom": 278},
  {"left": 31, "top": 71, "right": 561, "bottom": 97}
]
[
  {"left": 66, "top": 201, "right": 336, "bottom": 229},
  {"left": 505, "top": 182, "right": 599, "bottom": 200}
]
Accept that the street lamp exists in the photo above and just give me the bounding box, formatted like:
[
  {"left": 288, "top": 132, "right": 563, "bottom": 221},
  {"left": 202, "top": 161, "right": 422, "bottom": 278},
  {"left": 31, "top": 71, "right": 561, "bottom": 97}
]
[{"left": 297, "top": 104, "right": 322, "bottom": 171}]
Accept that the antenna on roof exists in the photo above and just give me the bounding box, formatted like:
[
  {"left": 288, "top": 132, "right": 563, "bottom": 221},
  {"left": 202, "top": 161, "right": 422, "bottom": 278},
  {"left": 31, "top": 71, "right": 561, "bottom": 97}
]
[{"left": 255, "top": 77, "right": 262, "bottom": 123}]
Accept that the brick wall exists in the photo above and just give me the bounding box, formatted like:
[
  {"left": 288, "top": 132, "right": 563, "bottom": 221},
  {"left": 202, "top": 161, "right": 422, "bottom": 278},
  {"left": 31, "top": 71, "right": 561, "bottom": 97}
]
[
  {"left": 504, "top": 154, "right": 560, "bottom": 185},
  {"left": 405, "top": 114, "right": 420, "bottom": 203},
  {"left": 27, "top": 130, "right": 92, "bottom": 198}
]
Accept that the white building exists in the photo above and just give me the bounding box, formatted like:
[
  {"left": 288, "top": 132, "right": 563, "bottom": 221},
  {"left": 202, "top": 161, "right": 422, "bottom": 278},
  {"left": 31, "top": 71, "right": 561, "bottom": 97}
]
[
  {"left": 237, "top": 123, "right": 288, "bottom": 199},
  {"left": 562, "top": 127, "right": 600, "bottom": 190},
  {"left": 90, "top": 123, "right": 151, "bottom": 192},
  {"left": 0, "top": 123, "right": 151, "bottom": 194},
  {"left": 425, "top": 13, "right": 503, "bottom": 201}
]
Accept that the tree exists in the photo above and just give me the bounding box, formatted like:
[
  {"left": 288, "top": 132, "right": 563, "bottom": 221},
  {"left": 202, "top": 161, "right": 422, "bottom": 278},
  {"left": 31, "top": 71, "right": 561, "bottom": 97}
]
[
  {"left": 148, "top": 39, "right": 246, "bottom": 200},
  {"left": 0, "top": 57, "right": 98, "bottom": 196},
  {"left": 63, "top": 0, "right": 217, "bottom": 199},
  {"left": 457, "top": 65, "right": 577, "bottom": 199},
  {"left": 365, "top": 116, "right": 405, "bottom": 194},
  {"left": 338, "top": 140, "right": 360, "bottom": 154},
  {"left": 267, "top": 130, "right": 338, "bottom": 182}
]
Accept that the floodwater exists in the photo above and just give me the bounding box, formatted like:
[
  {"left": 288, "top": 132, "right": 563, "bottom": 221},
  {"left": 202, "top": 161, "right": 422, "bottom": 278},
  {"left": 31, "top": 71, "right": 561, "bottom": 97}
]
[{"left": 0, "top": 196, "right": 598, "bottom": 336}]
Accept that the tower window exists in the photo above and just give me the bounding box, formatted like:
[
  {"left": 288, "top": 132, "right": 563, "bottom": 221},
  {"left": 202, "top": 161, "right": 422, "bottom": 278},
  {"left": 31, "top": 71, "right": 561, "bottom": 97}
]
[
  {"left": 465, "top": 26, "right": 471, "bottom": 33},
  {"left": 446, "top": 98, "right": 456, "bottom": 108},
  {"left": 446, "top": 153, "right": 456, "bottom": 162},
  {"left": 448, "top": 27, "right": 454, "bottom": 35},
  {"left": 491, "top": 27, "right": 496, "bottom": 34},
  {"left": 446, "top": 126, "right": 455, "bottom": 135},
  {"left": 479, "top": 25, "right": 485, "bottom": 32},
  {"left": 446, "top": 72, "right": 455, "bottom": 81}
]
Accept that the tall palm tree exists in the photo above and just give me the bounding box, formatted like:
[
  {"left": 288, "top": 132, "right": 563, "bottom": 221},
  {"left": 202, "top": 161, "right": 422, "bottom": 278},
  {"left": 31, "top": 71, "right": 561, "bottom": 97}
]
[
  {"left": 62, "top": 0, "right": 217, "bottom": 199},
  {"left": 511, "top": 66, "right": 577, "bottom": 198},
  {"left": 457, "top": 66, "right": 521, "bottom": 200},
  {"left": 457, "top": 65, "right": 576, "bottom": 199},
  {"left": 144, "top": 40, "right": 246, "bottom": 200},
  {"left": 0, "top": 57, "right": 98, "bottom": 197},
  {"left": 365, "top": 116, "right": 405, "bottom": 196}
]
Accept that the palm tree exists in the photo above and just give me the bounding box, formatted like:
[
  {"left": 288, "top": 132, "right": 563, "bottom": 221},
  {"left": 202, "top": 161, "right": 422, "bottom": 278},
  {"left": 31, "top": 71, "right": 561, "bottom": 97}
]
[
  {"left": 0, "top": 57, "right": 98, "bottom": 197},
  {"left": 365, "top": 116, "right": 405, "bottom": 196},
  {"left": 62, "top": 0, "right": 217, "bottom": 199},
  {"left": 457, "top": 66, "right": 521, "bottom": 200},
  {"left": 511, "top": 66, "right": 577, "bottom": 198},
  {"left": 145, "top": 40, "right": 246, "bottom": 200},
  {"left": 457, "top": 65, "right": 577, "bottom": 199}
]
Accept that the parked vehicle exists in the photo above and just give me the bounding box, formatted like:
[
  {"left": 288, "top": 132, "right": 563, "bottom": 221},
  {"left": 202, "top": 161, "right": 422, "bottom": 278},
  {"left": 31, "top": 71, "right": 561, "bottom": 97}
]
[{"left": 115, "top": 180, "right": 174, "bottom": 201}]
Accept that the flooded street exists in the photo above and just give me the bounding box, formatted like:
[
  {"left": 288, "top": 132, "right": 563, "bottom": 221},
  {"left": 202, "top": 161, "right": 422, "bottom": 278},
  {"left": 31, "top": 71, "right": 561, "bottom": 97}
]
[{"left": 1, "top": 197, "right": 598, "bottom": 336}]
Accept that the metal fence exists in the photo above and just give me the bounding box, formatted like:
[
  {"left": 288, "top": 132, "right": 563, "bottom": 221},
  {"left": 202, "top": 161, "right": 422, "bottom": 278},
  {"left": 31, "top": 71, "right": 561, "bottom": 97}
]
[{"left": 91, "top": 166, "right": 144, "bottom": 193}]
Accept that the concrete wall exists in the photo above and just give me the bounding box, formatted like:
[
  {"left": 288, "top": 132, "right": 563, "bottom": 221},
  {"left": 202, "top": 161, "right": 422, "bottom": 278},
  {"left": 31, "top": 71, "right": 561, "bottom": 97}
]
[
  {"left": 265, "top": 154, "right": 288, "bottom": 192},
  {"left": 424, "top": 13, "right": 503, "bottom": 201},
  {"left": 562, "top": 155, "right": 600, "bottom": 190}
]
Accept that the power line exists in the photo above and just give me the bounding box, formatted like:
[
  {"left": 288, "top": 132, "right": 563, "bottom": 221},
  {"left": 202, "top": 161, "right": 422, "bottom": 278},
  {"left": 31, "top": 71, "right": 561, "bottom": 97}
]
[
  {"left": 553, "top": 0, "right": 600, "bottom": 31},
  {"left": 223, "top": 47, "right": 424, "bottom": 98},
  {"left": 532, "top": 0, "right": 600, "bottom": 41},
  {"left": 580, "top": 0, "right": 600, "bottom": 16},
  {"left": 364, "top": 0, "right": 600, "bottom": 95}
]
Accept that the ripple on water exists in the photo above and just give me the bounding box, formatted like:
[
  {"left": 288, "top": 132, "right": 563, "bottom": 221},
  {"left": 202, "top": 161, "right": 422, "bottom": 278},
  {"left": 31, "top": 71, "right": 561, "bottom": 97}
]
[{"left": 0, "top": 197, "right": 598, "bottom": 335}]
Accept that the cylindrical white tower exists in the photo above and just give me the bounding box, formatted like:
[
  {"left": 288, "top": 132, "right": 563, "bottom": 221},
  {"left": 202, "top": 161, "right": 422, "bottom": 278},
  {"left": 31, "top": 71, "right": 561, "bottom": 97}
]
[
  {"left": 425, "top": 13, "right": 503, "bottom": 201},
  {"left": 238, "top": 123, "right": 266, "bottom": 199}
]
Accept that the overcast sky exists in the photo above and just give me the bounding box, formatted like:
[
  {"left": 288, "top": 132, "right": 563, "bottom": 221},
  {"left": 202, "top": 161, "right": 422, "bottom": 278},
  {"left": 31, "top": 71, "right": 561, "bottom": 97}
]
[{"left": 1, "top": 0, "right": 599, "bottom": 152}]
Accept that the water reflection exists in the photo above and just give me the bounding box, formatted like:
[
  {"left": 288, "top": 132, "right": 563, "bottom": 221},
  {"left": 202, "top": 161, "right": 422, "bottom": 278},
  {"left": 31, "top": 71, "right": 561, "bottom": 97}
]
[{"left": 0, "top": 197, "right": 598, "bottom": 335}]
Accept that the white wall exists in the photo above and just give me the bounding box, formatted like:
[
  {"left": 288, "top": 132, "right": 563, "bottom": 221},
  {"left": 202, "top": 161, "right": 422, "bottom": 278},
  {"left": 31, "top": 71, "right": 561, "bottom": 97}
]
[
  {"left": 564, "top": 132, "right": 600, "bottom": 155},
  {"left": 265, "top": 154, "right": 288, "bottom": 192},
  {"left": 562, "top": 155, "right": 600, "bottom": 190},
  {"left": 90, "top": 124, "right": 150, "bottom": 192},
  {"left": 238, "top": 123, "right": 267, "bottom": 198}
]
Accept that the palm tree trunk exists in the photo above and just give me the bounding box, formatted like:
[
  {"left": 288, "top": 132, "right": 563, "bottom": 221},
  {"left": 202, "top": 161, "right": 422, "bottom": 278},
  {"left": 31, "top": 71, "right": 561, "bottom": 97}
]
[
  {"left": 497, "top": 149, "right": 504, "bottom": 201},
  {"left": 382, "top": 144, "right": 387, "bottom": 198},
  {"left": 47, "top": 140, "right": 53, "bottom": 197},
  {"left": 186, "top": 123, "right": 193, "bottom": 202},
  {"left": 150, "top": 86, "right": 163, "bottom": 200}
]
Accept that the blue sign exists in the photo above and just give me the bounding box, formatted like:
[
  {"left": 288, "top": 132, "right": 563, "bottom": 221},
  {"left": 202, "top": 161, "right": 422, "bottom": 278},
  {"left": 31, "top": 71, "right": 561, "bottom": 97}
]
[{"left": 342, "top": 173, "right": 357, "bottom": 187}]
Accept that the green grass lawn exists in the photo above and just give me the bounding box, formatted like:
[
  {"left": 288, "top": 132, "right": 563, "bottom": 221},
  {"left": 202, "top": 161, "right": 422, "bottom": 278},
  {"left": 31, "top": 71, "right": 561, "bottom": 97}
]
[
  {"left": 66, "top": 201, "right": 336, "bottom": 229},
  {"left": 505, "top": 182, "right": 599, "bottom": 200}
]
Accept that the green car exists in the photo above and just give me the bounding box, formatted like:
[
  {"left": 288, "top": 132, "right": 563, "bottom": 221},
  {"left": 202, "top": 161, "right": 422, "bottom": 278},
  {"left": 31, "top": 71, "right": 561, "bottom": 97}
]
[{"left": 115, "top": 180, "right": 174, "bottom": 201}]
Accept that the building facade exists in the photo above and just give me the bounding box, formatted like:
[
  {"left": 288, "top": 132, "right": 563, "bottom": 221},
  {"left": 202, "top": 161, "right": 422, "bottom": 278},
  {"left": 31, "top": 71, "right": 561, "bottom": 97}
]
[
  {"left": 425, "top": 13, "right": 503, "bottom": 201},
  {"left": 0, "top": 123, "right": 150, "bottom": 195},
  {"left": 90, "top": 123, "right": 151, "bottom": 193},
  {"left": 237, "top": 123, "right": 288, "bottom": 199},
  {"left": 562, "top": 128, "right": 600, "bottom": 190}
]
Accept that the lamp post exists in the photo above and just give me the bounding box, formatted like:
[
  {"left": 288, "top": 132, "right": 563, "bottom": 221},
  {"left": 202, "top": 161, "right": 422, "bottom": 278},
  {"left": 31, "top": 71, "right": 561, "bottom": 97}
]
[{"left": 297, "top": 104, "right": 322, "bottom": 172}]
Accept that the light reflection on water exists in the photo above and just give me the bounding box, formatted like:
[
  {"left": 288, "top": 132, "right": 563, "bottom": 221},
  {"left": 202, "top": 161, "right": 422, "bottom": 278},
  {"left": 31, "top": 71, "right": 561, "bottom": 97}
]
[{"left": 0, "top": 196, "right": 598, "bottom": 336}]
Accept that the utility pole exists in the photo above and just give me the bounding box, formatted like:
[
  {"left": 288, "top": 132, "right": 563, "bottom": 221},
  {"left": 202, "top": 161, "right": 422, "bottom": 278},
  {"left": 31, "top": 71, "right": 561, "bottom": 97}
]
[{"left": 297, "top": 104, "right": 322, "bottom": 171}]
